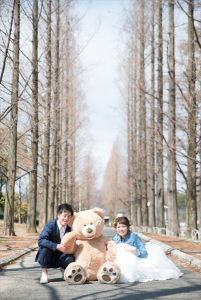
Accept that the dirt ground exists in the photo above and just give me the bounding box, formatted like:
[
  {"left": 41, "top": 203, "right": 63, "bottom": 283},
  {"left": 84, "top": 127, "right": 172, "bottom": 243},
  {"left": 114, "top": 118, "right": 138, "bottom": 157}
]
[
  {"left": 0, "top": 220, "right": 201, "bottom": 274},
  {"left": 0, "top": 220, "right": 39, "bottom": 260},
  {"left": 141, "top": 233, "right": 201, "bottom": 261}
]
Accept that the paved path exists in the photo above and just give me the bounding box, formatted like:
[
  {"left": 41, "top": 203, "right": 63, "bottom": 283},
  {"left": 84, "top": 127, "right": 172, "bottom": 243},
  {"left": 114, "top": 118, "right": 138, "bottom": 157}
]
[{"left": 0, "top": 228, "right": 201, "bottom": 300}]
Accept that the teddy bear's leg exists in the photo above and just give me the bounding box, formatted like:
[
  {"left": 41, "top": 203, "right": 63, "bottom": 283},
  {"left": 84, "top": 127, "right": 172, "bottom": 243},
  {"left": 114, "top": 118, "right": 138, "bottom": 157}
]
[
  {"left": 97, "top": 262, "right": 121, "bottom": 284},
  {"left": 64, "top": 263, "right": 87, "bottom": 285}
]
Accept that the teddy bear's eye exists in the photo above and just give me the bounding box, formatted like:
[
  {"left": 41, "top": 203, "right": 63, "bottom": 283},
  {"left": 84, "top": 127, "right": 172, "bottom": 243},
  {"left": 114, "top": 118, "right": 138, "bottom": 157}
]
[
  {"left": 84, "top": 224, "right": 86, "bottom": 226},
  {"left": 90, "top": 223, "right": 93, "bottom": 225}
]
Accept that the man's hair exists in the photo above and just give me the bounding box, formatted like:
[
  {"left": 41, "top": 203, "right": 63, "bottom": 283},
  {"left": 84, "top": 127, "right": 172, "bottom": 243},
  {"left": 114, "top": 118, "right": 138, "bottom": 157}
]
[
  {"left": 57, "top": 203, "right": 73, "bottom": 216},
  {"left": 113, "top": 216, "right": 131, "bottom": 228}
]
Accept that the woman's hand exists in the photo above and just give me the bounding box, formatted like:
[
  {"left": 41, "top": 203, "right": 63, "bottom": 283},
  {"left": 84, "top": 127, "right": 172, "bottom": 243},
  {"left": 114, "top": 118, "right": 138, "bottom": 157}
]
[
  {"left": 124, "top": 244, "right": 136, "bottom": 255},
  {"left": 107, "top": 240, "right": 116, "bottom": 249}
]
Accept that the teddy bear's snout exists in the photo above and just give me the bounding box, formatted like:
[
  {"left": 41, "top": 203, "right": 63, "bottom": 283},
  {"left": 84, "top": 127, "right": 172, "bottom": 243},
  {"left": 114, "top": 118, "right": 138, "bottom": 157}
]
[{"left": 82, "top": 224, "right": 97, "bottom": 239}]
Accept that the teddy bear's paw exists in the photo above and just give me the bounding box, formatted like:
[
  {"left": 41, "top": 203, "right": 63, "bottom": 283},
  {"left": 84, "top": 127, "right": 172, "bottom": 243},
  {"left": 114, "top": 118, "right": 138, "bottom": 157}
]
[
  {"left": 98, "top": 263, "right": 121, "bottom": 284},
  {"left": 64, "top": 266, "right": 86, "bottom": 285}
]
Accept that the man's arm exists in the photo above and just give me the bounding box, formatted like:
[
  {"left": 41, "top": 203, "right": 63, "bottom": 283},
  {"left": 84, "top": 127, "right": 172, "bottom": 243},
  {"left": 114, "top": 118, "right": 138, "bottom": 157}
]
[{"left": 38, "top": 224, "right": 58, "bottom": 251}]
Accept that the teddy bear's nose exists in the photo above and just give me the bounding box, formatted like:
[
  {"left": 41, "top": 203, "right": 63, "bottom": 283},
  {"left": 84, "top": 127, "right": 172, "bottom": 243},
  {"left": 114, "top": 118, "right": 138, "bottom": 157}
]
[{"left": 87, "top": 228, "right": 93, "bottom": 233}]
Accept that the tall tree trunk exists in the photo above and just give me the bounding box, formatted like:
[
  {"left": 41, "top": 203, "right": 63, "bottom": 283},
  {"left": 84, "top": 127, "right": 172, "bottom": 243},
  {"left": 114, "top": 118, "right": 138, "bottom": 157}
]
[
  {"left": 127, "top": 58, "right": 132, "bottom": 220},
  {"left": 139, "top": 0, "right": 148, "bottom": 226},
  {"left": 58, "top": 44, "right": 65, "bottom": 206},
  {"left": 133, "top": 39, "right": 138, "bottom": 226},
  {"left": 4, "top": 0, "right": 20, "bottom": 236},
  {"left": 63, "top": 86, "right": 70, "bottom": 203},
  {"left": 156, "top": 0, "right": 165, "bottom": 227},
  {"left": 43, "top": 0, "right": 52, "bottom": 222},
  {"left": 70, "top": 89, "right": 76, "bottom": 207},
  {"left": 148, "top": 0, "right": 156, "bottom": 227},
  {"left": 49, "top": 0, "right": 60, "bottom": 218},
  {"left": 130, "top": 36, "right": 138, "bottom": 226},
  {"left": 27, "top": 0, "right": 38, "bottom": 233},
  {"left": 198, "top": 121, "right": 201, "bottom": 230},
  {"left": 186, "top": 0, "right": 197, "bottom": 237},
  {"left": 63, "top": 18, "right": 71, "bottom": 204},
  {"left": 167, "top": 0, "right": 179, "bottom": 234}
]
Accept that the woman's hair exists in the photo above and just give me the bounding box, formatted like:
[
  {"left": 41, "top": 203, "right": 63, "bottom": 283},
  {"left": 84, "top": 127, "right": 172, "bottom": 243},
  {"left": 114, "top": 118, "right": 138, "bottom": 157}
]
[{"left": 113, "top": 216, "right": 131, "bottom": 228}]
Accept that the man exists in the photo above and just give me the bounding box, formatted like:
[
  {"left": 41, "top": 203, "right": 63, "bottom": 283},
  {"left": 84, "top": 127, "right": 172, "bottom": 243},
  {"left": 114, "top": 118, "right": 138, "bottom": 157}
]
[{"left": 35, "top": 203, "right": 75, "bottom": 284}]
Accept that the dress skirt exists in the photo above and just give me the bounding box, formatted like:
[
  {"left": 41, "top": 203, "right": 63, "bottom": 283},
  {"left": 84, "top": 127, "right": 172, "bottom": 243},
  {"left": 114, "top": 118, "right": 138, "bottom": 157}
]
[{"left": 115, "top": 242, "right": 182, "bottom": 283}]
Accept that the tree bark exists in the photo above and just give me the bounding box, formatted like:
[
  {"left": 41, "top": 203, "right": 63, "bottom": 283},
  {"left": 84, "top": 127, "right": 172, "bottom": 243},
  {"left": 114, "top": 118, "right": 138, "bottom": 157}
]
[
  {"left": 27, "top": 0, "right": 38, "bottom": 233},
  {"left": 49, "top": 0, "right": 60, "bottom": 219},
  {"left": 148, "top": 0, "right": 156, "bottom": 227},
  {"left": 130, "top": 35, "right": 138, "bottom": 226},
  {"left": 156, "top": 0, "right": 165, "bottom": 228},
  {"left": 198, "top": 121, "right": 201, "bottom": 230},
  {"left": 127, "top": 56, "right": 132, "bottom": 220},
  {"left": 63, "top": 17, "right": 71, "bottom": 204},
  {"left": 139, "top": 0, "right": 148, "bottom": 226},
  {"left": 186, "top": 0, "right": 197, "bottom": 237},
  {"left": 43, "top": 0, "right": 52, "bottom": 222},
  {"left": 4, "top": 0, "right": 20, "bottom": 236},
  {"left": 167, "top": 0, "right": 179, "bottom": 234}
]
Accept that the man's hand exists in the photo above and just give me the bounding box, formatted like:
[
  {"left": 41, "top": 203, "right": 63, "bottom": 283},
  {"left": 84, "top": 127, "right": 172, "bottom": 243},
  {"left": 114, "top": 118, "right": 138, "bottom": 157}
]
[{"left": 57, "top": 244, "right": 71, "bottom": 254}]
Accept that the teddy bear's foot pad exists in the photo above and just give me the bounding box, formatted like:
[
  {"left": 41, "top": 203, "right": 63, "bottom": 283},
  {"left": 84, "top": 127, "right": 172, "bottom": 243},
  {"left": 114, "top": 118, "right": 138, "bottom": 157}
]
[
  {"left": 98, "top": 263, "right": 120, "bottom": 284},
  {"left": 65, "top": 266, "right": 86, "bottom": 285}
]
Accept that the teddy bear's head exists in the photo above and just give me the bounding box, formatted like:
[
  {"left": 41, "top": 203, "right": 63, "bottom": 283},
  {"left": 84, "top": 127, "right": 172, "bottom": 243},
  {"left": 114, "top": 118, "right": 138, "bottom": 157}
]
[{"left": 72, "top": 208, "right": 104, "bottom": 240}]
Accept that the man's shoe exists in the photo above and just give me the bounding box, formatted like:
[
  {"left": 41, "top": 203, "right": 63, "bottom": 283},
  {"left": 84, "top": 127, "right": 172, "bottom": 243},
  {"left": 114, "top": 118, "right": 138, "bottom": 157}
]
[
  {"left": 40, "top": 272, "right": 49, "bottom": 284},
  {"left": 60, "top": 267, "right": 65, "bottom": 280}
]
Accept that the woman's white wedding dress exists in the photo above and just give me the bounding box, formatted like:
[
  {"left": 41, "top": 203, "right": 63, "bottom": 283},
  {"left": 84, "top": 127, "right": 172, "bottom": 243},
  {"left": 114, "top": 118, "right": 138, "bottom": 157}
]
[{"left": 115, "top": 242, "right": 182, "bottom": 283}]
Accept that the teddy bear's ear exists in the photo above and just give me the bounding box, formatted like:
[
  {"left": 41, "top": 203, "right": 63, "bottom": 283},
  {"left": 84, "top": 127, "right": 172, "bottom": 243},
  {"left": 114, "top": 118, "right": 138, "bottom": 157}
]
[
  {"left": 68, "top": 212, "right": 77, "bottom": 227},
  {"left": 93, "top": 208, "right": 104, "bottom": 219}
]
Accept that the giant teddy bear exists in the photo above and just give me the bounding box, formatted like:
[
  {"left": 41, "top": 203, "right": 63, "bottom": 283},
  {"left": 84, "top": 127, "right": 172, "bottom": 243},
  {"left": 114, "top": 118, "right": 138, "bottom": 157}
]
[{"left": 61, "top": 208, "right": 120, "bottom": 284}]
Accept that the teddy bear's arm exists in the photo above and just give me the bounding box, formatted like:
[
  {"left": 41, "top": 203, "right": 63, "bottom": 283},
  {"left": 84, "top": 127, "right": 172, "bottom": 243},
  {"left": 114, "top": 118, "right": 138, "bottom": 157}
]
[{"left": 61, "top": 231, "right": 78, "bottom": 254}]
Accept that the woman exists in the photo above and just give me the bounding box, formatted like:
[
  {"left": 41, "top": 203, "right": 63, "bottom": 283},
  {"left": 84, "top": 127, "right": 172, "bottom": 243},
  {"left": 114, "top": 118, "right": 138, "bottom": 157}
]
[{"left": 112, "top": 216, "right": 182, "bottom": 283}]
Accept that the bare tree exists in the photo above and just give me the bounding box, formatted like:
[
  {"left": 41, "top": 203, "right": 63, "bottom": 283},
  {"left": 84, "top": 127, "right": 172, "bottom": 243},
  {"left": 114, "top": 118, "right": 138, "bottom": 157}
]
[
  {"left": 27, "top": 0, "right": 38, "bottom": 233},
  {"left": 156, "top": 0, "right": 165, "bottom": 227},
  {"left": 43, "top": 0, "right": 52, "bottom": 223},
  {"left": 102, "top": 140, "right": 124, "bottom": 219},
  {"left": 49, "top": 0, "right": 60, "bottom": 219},
  {"left": 0, "top": 0, "right": 15, "bottom": 85},
  {"left": 80, "top": 151, "right": 97, "bottom": 210},
  {"left": 139, "top": 0, "right": 148, "bottom": 226},
  {"left": 148, "top": 0, "right": 156, "bottom": 227},
  {"left": 130, "top": 35, "right": 138, "bottom": 226},
  {"left": 4, "top": 0, "right": 20, "bottom": 236},
  {"left": 186, "top": 0, "right": 197, "bottom": 237},
  {"left": 167, "top": 0, "right": 179, "bottom": 233}
]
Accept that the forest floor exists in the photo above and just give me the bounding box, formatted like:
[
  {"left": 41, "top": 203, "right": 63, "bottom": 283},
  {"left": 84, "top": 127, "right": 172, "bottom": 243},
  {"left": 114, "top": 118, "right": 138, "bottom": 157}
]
[{"left": 0, "top": 220, "right": 201, "bottom": 274}]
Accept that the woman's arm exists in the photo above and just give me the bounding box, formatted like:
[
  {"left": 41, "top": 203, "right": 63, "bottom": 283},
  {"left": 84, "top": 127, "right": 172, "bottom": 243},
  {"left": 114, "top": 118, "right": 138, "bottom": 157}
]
[
  {"left": 134, "top": 235, "right": 148, "bottom": 258},
  {"left": 123, "top": 244, "right": 136, "bottom": 255}
]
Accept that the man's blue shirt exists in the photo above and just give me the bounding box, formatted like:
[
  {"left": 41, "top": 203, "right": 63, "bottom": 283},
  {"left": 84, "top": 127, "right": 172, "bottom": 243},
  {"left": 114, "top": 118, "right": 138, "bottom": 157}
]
[{"left": 112, "top": 231, "right": 148, "bottom": 258}]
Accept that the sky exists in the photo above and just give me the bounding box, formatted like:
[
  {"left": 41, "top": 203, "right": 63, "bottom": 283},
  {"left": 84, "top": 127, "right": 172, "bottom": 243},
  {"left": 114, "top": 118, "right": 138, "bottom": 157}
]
[{"left": 76, "top": 0, "right": 129, "bottom": 185}]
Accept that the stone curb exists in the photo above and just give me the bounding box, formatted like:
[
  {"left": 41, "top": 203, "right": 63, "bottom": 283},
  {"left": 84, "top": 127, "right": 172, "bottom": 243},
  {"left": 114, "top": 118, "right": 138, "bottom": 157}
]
[
  {"left": 0, "top": 243, "right": 38, "bottom": 269},
  {"left": 138, "top": 233, "right": 201, "bottom": 271}
]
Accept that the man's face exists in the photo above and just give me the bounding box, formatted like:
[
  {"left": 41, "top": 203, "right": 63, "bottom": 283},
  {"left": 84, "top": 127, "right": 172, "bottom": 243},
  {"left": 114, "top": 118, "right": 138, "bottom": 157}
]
[{"left": 57, "top": 210, "right": 72, "bottom": 227}]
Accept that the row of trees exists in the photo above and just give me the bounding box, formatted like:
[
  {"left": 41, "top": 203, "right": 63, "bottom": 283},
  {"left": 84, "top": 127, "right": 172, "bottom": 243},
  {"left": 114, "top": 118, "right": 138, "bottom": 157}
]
[
  {"left": 1, "top": 0, "right": 200, "bottom": 238},
  {"left": 102, "top": 0, "right": 201, "bottom": 237},
  {"left": 0, "top": 0, "right": 98, "bottom": 236}
]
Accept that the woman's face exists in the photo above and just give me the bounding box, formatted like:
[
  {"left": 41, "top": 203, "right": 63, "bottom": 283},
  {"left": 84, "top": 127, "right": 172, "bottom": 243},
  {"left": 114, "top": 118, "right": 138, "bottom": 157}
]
[{"left": 116, "top": 223, "right": 129, "bottom": 239}]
